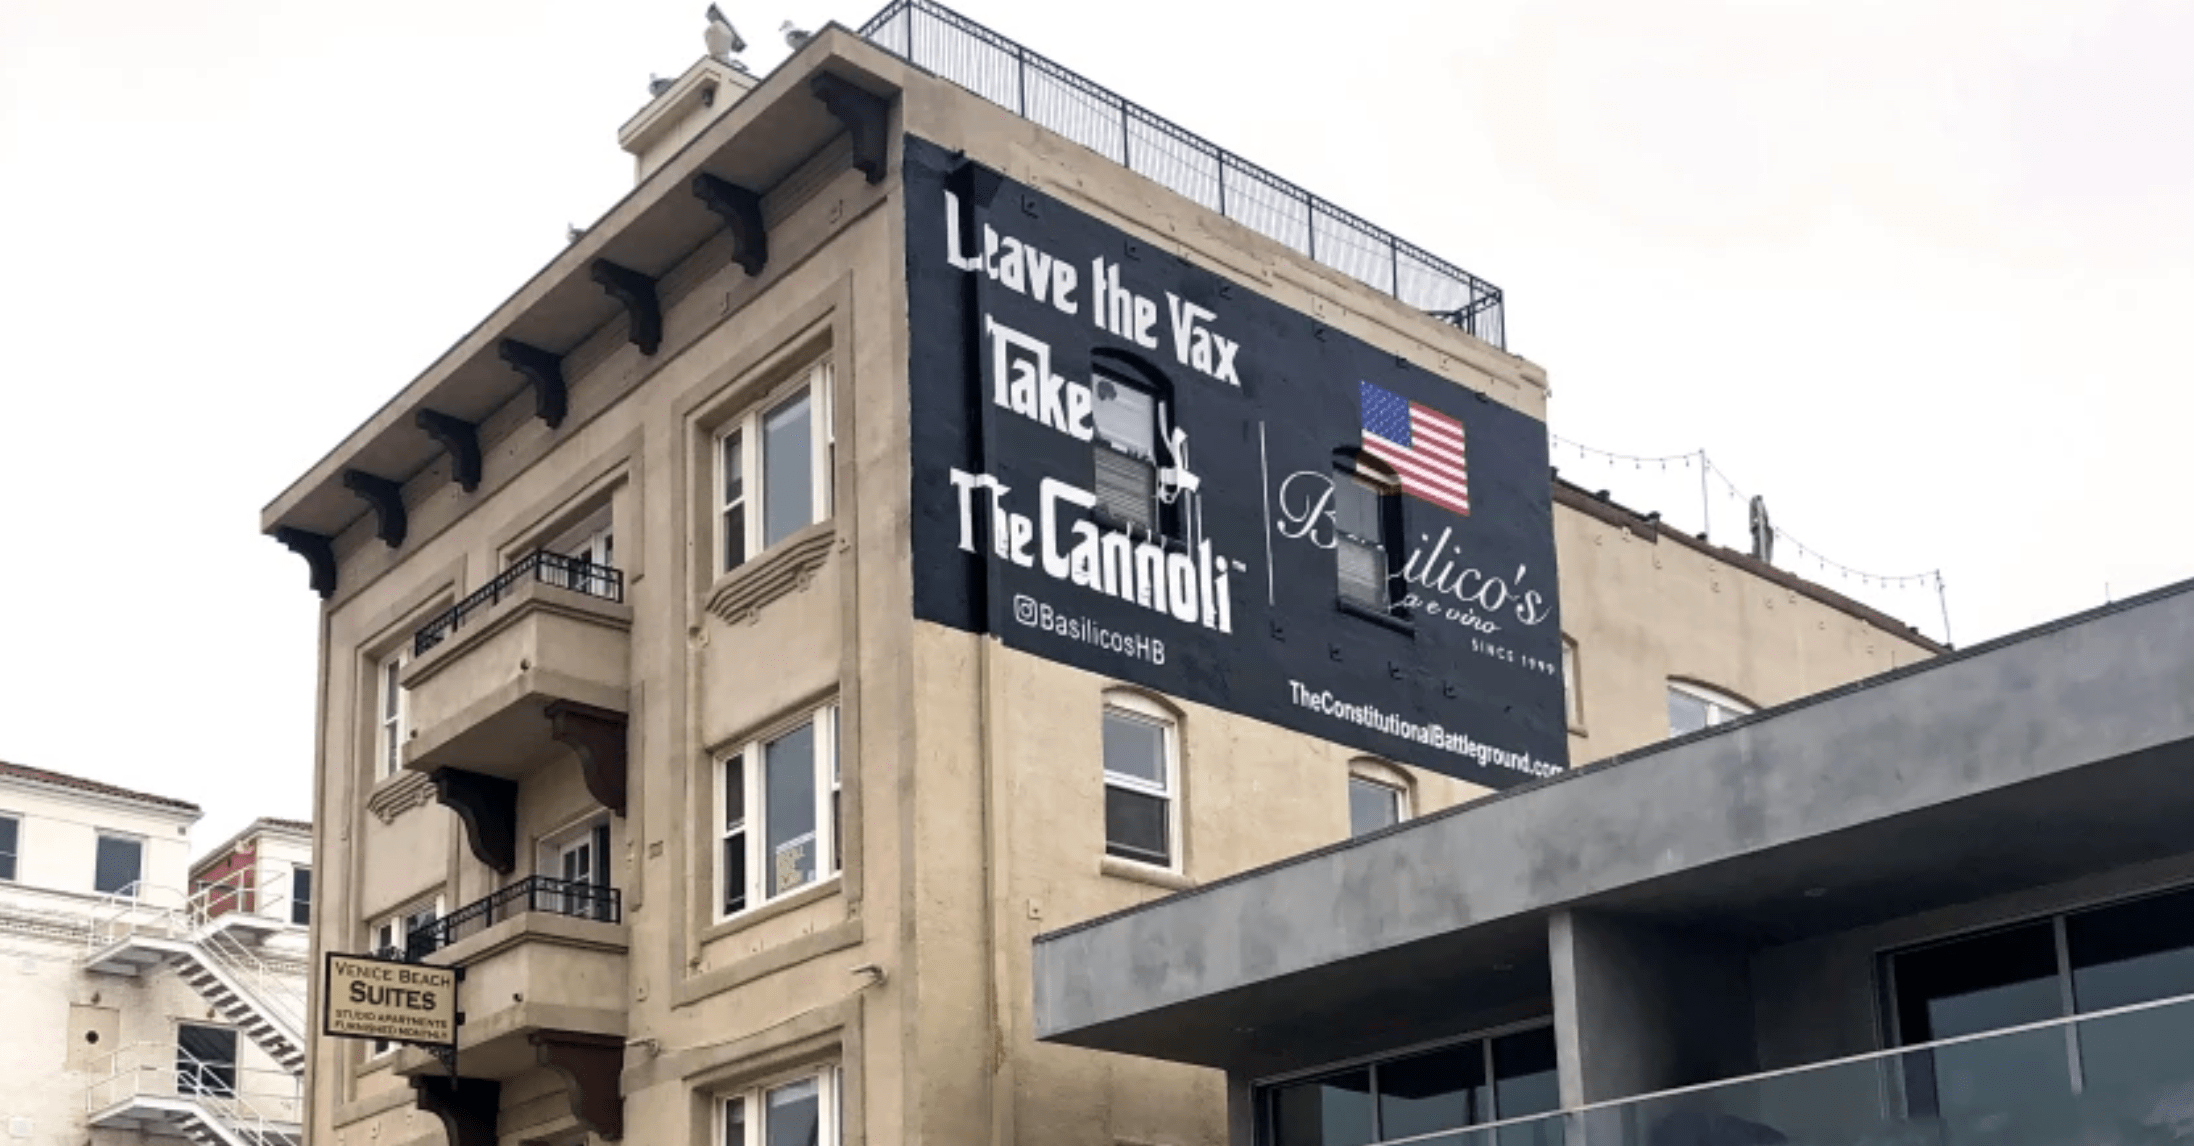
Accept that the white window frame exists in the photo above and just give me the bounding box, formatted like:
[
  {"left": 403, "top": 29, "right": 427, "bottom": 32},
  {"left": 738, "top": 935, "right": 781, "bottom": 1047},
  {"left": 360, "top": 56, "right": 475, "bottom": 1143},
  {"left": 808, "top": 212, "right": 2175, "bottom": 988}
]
[
  {"left": 93, "top": 832, "right": 144, "bottom": 897},
  {"left": 547, "top": 504, "right": 615, "bottom": 569},
  {"left": 1101, "top": 692, "right": 1182, "bottom": 873},
  {"left": 1562, "top": 636, "right": 1583, "bottom": 730},
  {"left": 0, "top": 812, "right": 18, "bottom": 883},
  {"left": 176, "top": 1021, "right": 240, "bottom": 1098},
  {"left": 289, "top": 866, "right": 311, "bottom": 927},
  {"left": 720, "top": 1065, "right": 843, "bottom": 1146},
  {"left": 375, "top": 650, "right": 409, "bottom": 781},
  {"left": 1333, "top": 462, "right": 1399, "bottom": 614},
  {"left": 368, "top": 896, "right": 445, "bottom": 1057},
  {"left": 716, "top": 359, "right": 834, "bottom": 575},
  {"left": 1667, "top": 680, "right": 1754, "bottom": 734},
  {"left": 1346, "top": 762, "right": 1411, "bottom": 838},
  {"left": 716, "top": 705, "right": 842, "bottom": 922}
]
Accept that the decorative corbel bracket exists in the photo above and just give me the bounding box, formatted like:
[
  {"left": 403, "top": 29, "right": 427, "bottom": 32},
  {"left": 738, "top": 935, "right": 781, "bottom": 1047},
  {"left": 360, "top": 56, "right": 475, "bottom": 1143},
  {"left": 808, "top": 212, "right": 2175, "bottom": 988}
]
[
  {"left": 498, "top": 339, "right": 568, "bottom": 430},
  {"left": 271, "top": 527, "right": 337, "bottom": 599},
  {"left": 430, "top": 767, "right": 518, "bottom": 875},
  {"left": 412, "top": 1075, "right": 500, "bottom": 1146},
  {"left": 810, "top": 72, "right": 891, "bottom": 184},
  {"left": 531, "top": 1030, "right": 625, "bottom": 1140},
  {"left": 589, "top": 260, "right": 662, "bottom": 356},
  {"left": 416, "top": 410, "right": 482, "bottom": 493},
  {"left": 692, "top": 174, "right": 768, "bottom": 277},
  {"left": 543, "top": 701, "right": 629, "bottom": 817},
  {"left": 342, "top": 470, "right": 407, "bottom": 549}
]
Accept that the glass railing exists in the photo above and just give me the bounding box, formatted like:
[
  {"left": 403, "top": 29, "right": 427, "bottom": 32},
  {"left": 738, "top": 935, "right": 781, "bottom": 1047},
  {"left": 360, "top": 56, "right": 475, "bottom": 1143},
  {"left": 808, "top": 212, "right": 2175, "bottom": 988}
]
[{"left": 1365, "top": 990, "right": 2194, "bottom": 1146}]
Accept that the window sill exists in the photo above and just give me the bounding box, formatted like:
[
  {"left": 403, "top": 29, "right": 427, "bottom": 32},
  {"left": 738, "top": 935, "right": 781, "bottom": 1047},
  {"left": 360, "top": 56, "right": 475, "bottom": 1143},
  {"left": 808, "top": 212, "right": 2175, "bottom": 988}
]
[
  {"left": 702, "top": 874, "right": 842, "bottom": 944},
  {"left": 1337, "top": 598, "right": 1415, "bottom": 635},
  {"left": 1100, "top": 856, "right": 1194, "bottom": 891}
]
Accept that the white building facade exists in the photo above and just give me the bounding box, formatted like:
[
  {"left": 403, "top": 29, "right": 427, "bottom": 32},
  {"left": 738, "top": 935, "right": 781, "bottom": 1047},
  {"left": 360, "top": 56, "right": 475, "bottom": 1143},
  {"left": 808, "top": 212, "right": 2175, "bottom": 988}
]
[{"left": 0, "top": 762, "right": 308, "bottom": 1146}]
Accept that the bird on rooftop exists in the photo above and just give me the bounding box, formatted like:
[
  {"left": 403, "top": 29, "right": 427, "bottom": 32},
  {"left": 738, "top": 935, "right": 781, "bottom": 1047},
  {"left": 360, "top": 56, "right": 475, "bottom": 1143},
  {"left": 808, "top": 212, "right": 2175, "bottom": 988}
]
[
  {"left": 705, "top": 5, "right": 746, "bottom": 59},
  {"left": 782, "top": 20, "right": 812, "bottom": 49}
]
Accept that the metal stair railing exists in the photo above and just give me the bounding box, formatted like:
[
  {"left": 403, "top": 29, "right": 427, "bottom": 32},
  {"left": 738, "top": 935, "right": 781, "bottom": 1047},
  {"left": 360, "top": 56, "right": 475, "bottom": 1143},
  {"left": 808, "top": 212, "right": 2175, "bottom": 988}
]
[
  {"left": 80, "top": 880, "right": 309, "bottom": 1063},
  {"left": 81, "top": 1040, "right": 303, "bottom": 1146},
  {"left": 193, "top": 919, "right": 307, "bottom": 1041}
]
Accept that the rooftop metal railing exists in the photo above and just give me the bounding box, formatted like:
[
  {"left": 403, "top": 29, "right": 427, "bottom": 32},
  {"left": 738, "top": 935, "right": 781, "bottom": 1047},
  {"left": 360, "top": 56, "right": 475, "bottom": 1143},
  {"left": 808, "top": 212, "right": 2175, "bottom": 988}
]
[
  {"left": 856, "top": 0, "right": 1507, "bottom": 349},
  {"left": 413, "top": 550, "right": 624, "bottom": 656}
]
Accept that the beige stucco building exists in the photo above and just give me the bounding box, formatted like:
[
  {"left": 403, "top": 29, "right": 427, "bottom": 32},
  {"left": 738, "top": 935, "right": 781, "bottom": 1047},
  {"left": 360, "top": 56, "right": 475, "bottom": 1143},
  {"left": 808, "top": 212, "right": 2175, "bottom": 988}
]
[{"left": 259, "top": 9, "right": 1936, "bottom": 1146}]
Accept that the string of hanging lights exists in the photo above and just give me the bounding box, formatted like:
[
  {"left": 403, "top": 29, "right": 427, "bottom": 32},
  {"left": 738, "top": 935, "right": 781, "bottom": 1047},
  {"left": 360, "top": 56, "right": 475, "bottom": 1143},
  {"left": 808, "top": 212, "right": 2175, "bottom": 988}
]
[{"left": 1549, "top": 433, "right": 1952, "bottom": 645}]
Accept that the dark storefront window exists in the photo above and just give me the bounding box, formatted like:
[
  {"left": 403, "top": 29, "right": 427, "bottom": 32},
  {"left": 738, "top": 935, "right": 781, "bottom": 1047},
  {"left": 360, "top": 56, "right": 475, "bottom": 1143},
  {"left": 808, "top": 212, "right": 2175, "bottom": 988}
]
[
  {"left": 1263, "top": 1026, "right": 1558, "bottom": 1146},
  {"left": 1888, "top": 884, "right": 2194, "bottom": 1119}
]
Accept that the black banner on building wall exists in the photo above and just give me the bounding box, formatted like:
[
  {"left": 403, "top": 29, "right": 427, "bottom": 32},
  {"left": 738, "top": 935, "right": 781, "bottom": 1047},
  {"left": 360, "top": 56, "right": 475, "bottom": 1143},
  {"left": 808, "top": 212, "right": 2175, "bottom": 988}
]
[{"left": 904, "top": 136, "right": 1568, "bottom": 787}]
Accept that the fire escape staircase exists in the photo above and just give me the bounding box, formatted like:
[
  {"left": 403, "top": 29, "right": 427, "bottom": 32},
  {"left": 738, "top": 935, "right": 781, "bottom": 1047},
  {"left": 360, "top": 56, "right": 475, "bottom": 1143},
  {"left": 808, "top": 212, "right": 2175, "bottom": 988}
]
[{"left": 79, "top": 881, "right": 311, "bottom": 1143}]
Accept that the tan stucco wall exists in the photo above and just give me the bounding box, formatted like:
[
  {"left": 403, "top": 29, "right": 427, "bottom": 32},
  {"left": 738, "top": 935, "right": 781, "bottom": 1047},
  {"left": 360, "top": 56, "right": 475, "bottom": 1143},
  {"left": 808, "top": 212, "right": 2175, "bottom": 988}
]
[
  {"left": 1554, "top": 497, "right": 1932, "bottom": 765},
  {"left": 290, "top": 33, "right": 1933, "bottom": 1146}
]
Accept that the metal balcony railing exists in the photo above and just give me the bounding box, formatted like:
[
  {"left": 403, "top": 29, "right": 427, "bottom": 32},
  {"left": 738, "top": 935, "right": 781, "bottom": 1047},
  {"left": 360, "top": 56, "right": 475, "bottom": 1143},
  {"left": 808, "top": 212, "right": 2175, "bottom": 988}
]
[
  {"left": 402, "top": 875, "right": 622, "bottom": 959},
  {"left": 413, "top": 551, "right": 624, "bottom": 656},
  {"left": 856, "top": 0, "right": 1508, "bottom": 349},
  {"left": 82, "top": 1040, "right": 303, "bottom": 1139}
]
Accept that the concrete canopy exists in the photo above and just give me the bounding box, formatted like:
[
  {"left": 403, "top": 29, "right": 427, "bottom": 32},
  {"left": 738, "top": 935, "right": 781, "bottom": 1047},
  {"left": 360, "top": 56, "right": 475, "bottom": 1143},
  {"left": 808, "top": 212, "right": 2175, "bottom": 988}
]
[{"left": 1031, "top": 578, "right": 2194, "bottom": 1072}]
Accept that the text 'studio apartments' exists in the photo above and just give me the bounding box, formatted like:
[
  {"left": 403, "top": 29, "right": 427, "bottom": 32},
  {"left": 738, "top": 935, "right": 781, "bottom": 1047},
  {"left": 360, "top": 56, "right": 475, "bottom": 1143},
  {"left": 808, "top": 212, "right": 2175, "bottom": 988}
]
[{"left": 260, "top": 6, "right": 1938, "bottom": 1146}]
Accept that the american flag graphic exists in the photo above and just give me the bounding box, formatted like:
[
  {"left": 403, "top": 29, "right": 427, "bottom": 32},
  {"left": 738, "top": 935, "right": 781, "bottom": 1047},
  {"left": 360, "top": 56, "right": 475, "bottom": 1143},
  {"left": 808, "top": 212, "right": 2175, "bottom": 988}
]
[{"left": 1359, "top": 380, "right": 1470, "bottom": 516}]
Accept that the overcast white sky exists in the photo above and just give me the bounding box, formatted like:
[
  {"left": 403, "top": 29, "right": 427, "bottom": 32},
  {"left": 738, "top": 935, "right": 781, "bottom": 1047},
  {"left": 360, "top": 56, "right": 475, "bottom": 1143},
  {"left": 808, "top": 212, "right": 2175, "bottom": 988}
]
[{"left": 2, "top": 0, "right": 2189, "bottom": 849}]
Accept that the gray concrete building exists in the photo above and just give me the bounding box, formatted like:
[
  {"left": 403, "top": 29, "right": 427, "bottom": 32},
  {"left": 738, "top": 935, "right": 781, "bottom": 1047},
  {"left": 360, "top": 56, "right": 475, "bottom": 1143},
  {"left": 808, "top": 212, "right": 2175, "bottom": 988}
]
[{"left": 1034, "top": 579, "right": 2194, "bottom": 1146}]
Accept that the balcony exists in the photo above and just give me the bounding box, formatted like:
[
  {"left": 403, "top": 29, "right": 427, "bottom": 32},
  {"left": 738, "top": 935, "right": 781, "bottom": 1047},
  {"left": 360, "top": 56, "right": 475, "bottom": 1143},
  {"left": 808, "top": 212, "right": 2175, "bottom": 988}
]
[
  {"left": 392, "top": 876, "right": 628, "bottom": 1084},
  {"left": 401, "top": 552, "right": 631, "bottom": 833},
  {"left": 82, "top": 1040, "right": 303, "bottom": 1146},
  {"left": 1335, "top": 990, "right": 2194, "bottom": 1146}
]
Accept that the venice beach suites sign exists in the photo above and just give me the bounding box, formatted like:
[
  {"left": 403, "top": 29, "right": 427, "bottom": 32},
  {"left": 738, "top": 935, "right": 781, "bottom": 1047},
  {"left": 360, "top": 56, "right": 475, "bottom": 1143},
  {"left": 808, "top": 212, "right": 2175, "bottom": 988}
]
[
  {"left": 324, "top": 952, "right": 458, "bottom": 1049},
  {"left": 904, "top": 138, "right": 1568, "bottom": 787}
]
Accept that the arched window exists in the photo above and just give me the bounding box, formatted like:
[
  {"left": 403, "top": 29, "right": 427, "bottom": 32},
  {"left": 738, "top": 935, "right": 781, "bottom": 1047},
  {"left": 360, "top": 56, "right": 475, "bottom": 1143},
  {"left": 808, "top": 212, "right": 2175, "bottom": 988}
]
[
  {"left": 1333, "top": 450, "right": 1404, "bottom": 617},
  {"left": 1101, "top": 689, "right": 1182, "bottom": 871},
  {"left": 1666, "top": 680, "right": 1755, "bottom": 736},
  {"left": 1347, "top": 759, "right": 1412, "bottom": 837}
]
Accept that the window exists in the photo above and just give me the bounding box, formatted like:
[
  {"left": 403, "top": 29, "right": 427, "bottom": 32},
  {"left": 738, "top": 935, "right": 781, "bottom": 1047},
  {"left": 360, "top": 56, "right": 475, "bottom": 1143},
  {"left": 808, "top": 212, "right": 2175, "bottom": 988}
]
[
  {"left": 375, "top": 650, "right": 408, "bottom": 779},
  {"left": 1348, "top": 774, "right": 1406, "bottom": 838},
  {"left": 1262, "top": 1026, "right": 1558, "bottom": 1146},
  {"left": 1884, "top": 885, "right": 2194, "bottom": 1119},
  {"left": 539, "top": 505, "right": 617, "bottom": 596},
  {"left": 369, "top": 898, "right": 443, "bottom": 1055},
  {"left": 1102, "top": 694, "right": 1179, "bottom": 870},
  {"left": 93, "top": 834, "right": 142, "bottom": 896},
  {"left": 290, "top": 867, "right": 311, "bottom": 926},
  {"left": 1333, "top": 459, "right": 1401, "bottom": 615},
  {"left": 719, "top": 706, "right": 841, "bottom": 918},
  {"left": 722, "top": 1067, "right": 842, "bottom": 1146},
  {"left": 1561, "top": 637, "right": 1582, "bottom": 729},
  {"left": 0, "top": 815, "right": 17, "bottom": 882},
  {"left": 543, "top": 817, "right": 615, "bottom": 922},
  {"left": 718, "top": 360, "right": 834, "bottom": 573},
  {"left": 1093, "top": 371, "right": 1160, "bottom": 534},
  {"left": 1666, "top": 680, "right": 1752, "bottom": 736},
  {"left": 177, "top": 1024, "right": 238, "bottom": 1098}
]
